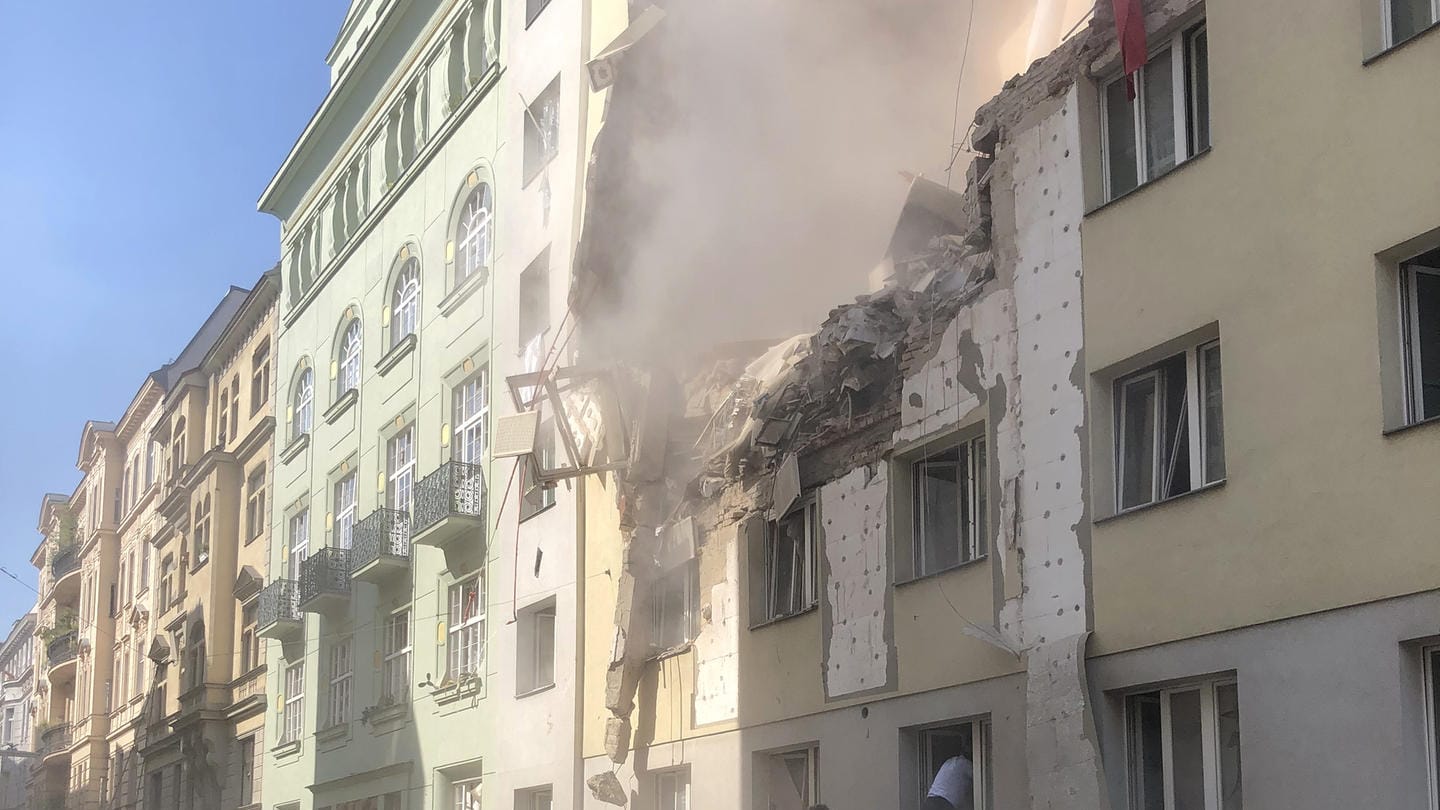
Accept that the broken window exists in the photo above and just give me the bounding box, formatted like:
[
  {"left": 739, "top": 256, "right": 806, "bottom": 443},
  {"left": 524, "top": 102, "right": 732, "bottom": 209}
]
[
  {"left": 1388, "top": 0, "right": 1439, "bottom": 45},
  {"left": 1400, "top": 248, "right": 1440, "bottom": 423},
  {"left": 1126, "top": 679, "right": 1242, "bottom": 810},
  {"left": 1115, "top": 339, "right": 1224, "bottom": 511},
  {"left": 520, "top": 416, "right": 556, "bottom": 520},
  {"left": 764, "top": 747, "right": 818, "bottom": 810},
  {"left": 650, "top": 559, "right": 697, "bottom": 653},
  {"left": 763, "top": 499, "right": 818, "bottom": 622},
  {"left": 912, "top": 435, "right": 986, "bottom": 577},
  {"left": 1102, "top": 20, "right": 1210, "bottom": 199},
  {"left": 657, "top": 769, "right": 689, "bottom": 810},
  {"left": 916, "top": 721, "right": 992, "bottom": 810},
  {"left": 516, "top": 600, "right": 555, "bottom": 695},
  {"left": 523, "top": 77, "right": 560, "bottom": 184}
]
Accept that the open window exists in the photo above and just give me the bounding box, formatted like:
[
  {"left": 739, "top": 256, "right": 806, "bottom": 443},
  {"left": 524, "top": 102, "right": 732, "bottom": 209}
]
[
  {"left": 1127, "top": 679, "right": 1242, "bottom": 810},
  {"left": 1114, "top": 339, "right": 1224, "bottom": 512},
  {"left": 762, "top": 747, "right": 818, "bottom": 810},
  {"left": 523, "top": 77, "right": 560, "bottom": 184},
  {"left": 760, "top": 499, "right": 818, "bottom": 623},
  {"left": 1102, "top": 19, "right": 1210, "bottom": 200},
  {"left": 516, "top": 599, "right": 556, "bottom": 695},
  {"left": 893, "top": 430, "right": 988, "bottom": 582},
  {"left": 907, "top": 721, "right": 991, "bottom": 810},
  {"left": 1400, "top": 248, "right": 1440, "bottom": 424}
]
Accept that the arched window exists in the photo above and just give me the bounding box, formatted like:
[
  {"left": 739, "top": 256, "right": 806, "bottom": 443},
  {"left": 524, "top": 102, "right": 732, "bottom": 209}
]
[
  {"left": 455, "top": 183, "right": 492, "bottom": 288},
  {"left": 193, "top": 495, "right": 211, "bottom": 566},
  {"left": 390, "top": 258, "right": 421, "bottom": 348},
  {"left": 337, "top": 320, "right": 362, "bottom": 397},
  {"left": 293, "top": 367, "right": 314, "bottom": 440}
]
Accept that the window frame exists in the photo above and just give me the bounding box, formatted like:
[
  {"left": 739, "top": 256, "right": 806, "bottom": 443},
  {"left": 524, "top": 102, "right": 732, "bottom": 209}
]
[
  {"left": 293, "top": 367, "right": 315, "bottom": 440},
  {"left": 447, "top": 577, "right": 485, "bottom": 681},
  {"left": 766, "top": 747, "right": 819, "bottom": 810},
  {"left": 452, "top": 369, "right": 489, "bottom": 464},
  {"left": 517, "top": 602, "right": 556, "bottom": 695},
  {"left": 288, "top": 510, "right": 310, "bottom": 582},
  {"left": 326, "top": 637, "right": 352, "bottom": 729},
  {"left": 763, "top": 499, "right": 819, "bottom": 622},
  {"left": 389, "top": 257, "right": 422, "bottom": 349},
  {"left": 337, "top": 319, "right": 363, "bottom": 399},
  {"left": 282, "top": 661, "right": 305, "bottom": 745},
  {"left": 1384, "top": 0, "right": 1440, "bottom": 47},
  {"left": 650, "top": 559, "right": 698, "bottom": 654},
  {"left": 1401, "top": 261, "right": 1440, "bottom": 424},
  {"left": 387, "top": 425, "right": 417, "bottom": 514},
  {"left": 382, "top": 609, "right": 412, "bottom": 704},
  {"left": 454, "top": 183, "right": 493, "bottom": 290},
  {"left": 334, "top": 473, "right": 358, "bottom": 550},
  {"left": 451, "top": 777, "right": 482, "bottom": 810},
  {"left": 910, "top": 434, "right": 987, "bottom": 578},
  {"left": 656, "top": 769, "right": 690, "bottom": 810},
  {"left": 1113, "top": 339, "right": 1225, "bottom": 513},
  {"left": 246, "top": 466, "right": 267, "bottom": 542},
  {"left": 251, "top": 339, "right": 271, "bottom": 416},
  {"left": 1124, "top": 678, "right": 1242, "bottom": 810},
  {"left": 1100, "top": 21, "right": 1210, "bottom": 201}
]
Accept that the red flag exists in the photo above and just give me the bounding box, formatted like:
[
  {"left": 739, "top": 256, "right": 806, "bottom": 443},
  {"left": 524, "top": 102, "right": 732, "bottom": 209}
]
[{"left": 1111, "top": 0, "right": 1147, "bottom": 100}]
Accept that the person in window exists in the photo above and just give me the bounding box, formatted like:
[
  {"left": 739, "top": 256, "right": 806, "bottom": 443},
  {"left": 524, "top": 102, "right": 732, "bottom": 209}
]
[{"left": 923, "top": 756, "right": 973, "bottom": 810}]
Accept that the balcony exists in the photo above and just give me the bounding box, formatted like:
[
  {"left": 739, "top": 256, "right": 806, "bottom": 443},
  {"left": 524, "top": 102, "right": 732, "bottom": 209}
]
[
  {"left": 352, "top": 509, "right": 411, "bottom": 583},
  {"left": 38, "top": 723, "right": 71, "bottom": 763},
  {"left": 411, "top": 460, "right": 486, "bottom": 547},
  {"left": 48, "top": 547, "right": 80, "bottom": 602},
  {"left": 257, "top": 580, "right": 302, "bottom": 641},
  {"left": 229, "top": 666, "right": 267, "bottom": 714},
  {"left": 299, "top": 548, "right": 351, "bottom": 614},
  {"left": 46, "top": 632, "right": 78, "bottom": 684},
  {"left": 175, "top": 682, "right": 229, "bottom": 729}
]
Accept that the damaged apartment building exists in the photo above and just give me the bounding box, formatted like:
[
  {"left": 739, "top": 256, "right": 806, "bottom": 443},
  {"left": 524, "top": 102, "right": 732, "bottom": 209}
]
[{"left": 547, "top": 0, "right": 1440, "bottom": 808}]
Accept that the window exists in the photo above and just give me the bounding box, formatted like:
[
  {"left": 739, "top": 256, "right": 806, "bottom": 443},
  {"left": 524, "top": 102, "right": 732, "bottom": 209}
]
[
  {"left": 148, "top": 771, "right": 163, "bottom": 810},
  {"left": 764, "top": 500, "right": 818, "bottom": 621},
  {"left": 1401, "top": 249, "right": 1440, "bottom": 423},
  {"left": 251, "top": 339, "right": 271, "bottom": 415},
  {"left": 134, "top": 637, "right": 145, "bottom": 695},
  {"left": 651, "top": 561, "right": 697, "bottom": 652},
  {"left": 140, "top": 540, "right": 150, "bottom": 592},
  {"left": 184, "top": 621, "right": 206, "bottom": 691},
  {"left": 517, "top": 602, "right": 555, "bottom": 695},
  {"left": 1127, "top": 679, "right": 1242, "bottom": 810},
  {"left": 246, "top": 466, "right": 267, "bottom": 542},
  {"left": 327, "top": 638, "right": 352, "bottom": 728},
  {"left": 454, "top": 183, "right": 493, "bottom": 288},
  {"left": 5, "top": 707, "right": 16, "bottom": 743},
  {"left": 239, "top": 737, "right": 256, "bottom": 806},
  {"left": 1388, "top": 0, "right": 1439, "bottom": 45},
  {"left": 452, "top": 778, "right": 482, "bottom": 810},
  {"left": 390, "top": 257, "right": 421, "bottom": 349},
  {"left": 293, "top": 367, "right": 315, "bottom": 440},
  {"left": 338, "top": 319, "right": 363, "bottom": 398},
  {"left": 1102, "top": 21, "right": 1209, "bottom": 199},
  {"left": 517, "top": 787, "right": 552, "bottom": 810},
  {"left": 447, "top": 577, "right": 484, "bottom": 680},
  {"left": 230, "top": 377, "right": 241, "bottom": 442},
  {"left": 519, "top": 249, "right": 551, "bottom": 358},
  {"left": 382, "top": 610, "right": 411, "bottom": 703},
  {"left": 916, "top": 722, "right": 991, "bottom": 810},
  {"left": 764, "top": 748, "right": 818, "bottom": 810},
  {"left": 159, "top": 554, "right": 175, "bottom": 608},
  {"left": 657, "top": 769, "right": 689, "bottom": 810},
  {"left": 334, "top": 473, "right": 358, "bottom": 549},
  {"left": 1114, "top": 339, "right": 1224, "bottom": 511},
  {"left": 145, "top": 441, "right": 157, "bottom": 489},
  {"left": 520, "top": 418, "right": 556, "bottom": 520},
  {"left": 288, "top": 511, "right": 310, "bottom": 582},
  {"left": 240, "top": 603, "right": 259, "bottom": 673},
  {"left": 282, "top": 661, "right": 305, "bottom": 744},
  {"left": 171, "top": 417, "right": 187, "bottom": 476},
  {"left": 911, "top": 435, "right": 987, "bottom": 577},
  {"left": 387, "top": 426, "right": 417, "bottom": 513},
  {"left": 523, "top": 77, "right": 560, "bottom": 183},
  {"left": 192, "top": 495, "right": 211, "bottom": 566},
  {"left": 453, "top": 370, "right": 489, "bottom": 464}
]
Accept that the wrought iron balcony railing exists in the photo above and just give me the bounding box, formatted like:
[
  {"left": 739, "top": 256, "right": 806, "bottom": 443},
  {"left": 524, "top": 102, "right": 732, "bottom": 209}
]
[
  {"left": 39, "top": 723, "right": 71, "bottom": 757},
  {"left": 412, "top": 460, "right": 486, "bottom": 545},
  {"left": 352, "top": 508, "right": 410, "bottom": 574},
  {"left": 50, "top": 546, "right": 79, "bottom": 580},
  {"left": 46, "top": 632, "right": 78, "bottom": 670},
  {"left": 299, "top": 548, "right": 351, "bottom": 610},
  {"left": 257, "top": 579, "right": 300, "bottom": 633}
]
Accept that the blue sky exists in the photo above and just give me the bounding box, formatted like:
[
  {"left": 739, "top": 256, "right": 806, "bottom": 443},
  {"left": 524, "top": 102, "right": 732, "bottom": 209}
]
[{"left": 0, "top": 1, "right": 349, "bottom": 623}]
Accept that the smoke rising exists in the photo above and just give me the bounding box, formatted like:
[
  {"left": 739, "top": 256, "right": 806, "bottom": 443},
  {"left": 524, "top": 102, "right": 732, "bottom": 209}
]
[{"left": 579, "top": 0, "right": 1061, "bottom": 366}]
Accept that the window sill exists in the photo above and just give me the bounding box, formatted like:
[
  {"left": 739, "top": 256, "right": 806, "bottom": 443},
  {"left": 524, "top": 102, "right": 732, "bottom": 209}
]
[
  {"left": 1095, "top": 479, "right": 1227, "bottom": 525},
  {"left": 273, "top": 739, "right": 302, "bottom": 759},
  {"left": 361, "top": 700, "right": 409, "bottom": 734},
  {"left": 1383, "top": 413, "right": 1440, "bottom": 438},
  {"left": 748, "top": 604, "right": 818, "bottom": 631},
  {"left": 434, "top": 676, "right": 484, "bottom": 705},
  {"left": 646, "top": 642, "right": 693, "bottom": 663},
  {"left": 279, "top": 434, "right": 310, "bottom": 465},
  {"left": 438, "top": 272, "right": 487, "bottom": 317},
  {"left": 189, "top": 557, "right": 209, "bottom": 576},
  {"left": 324, "top": 389, "right": 359, "bottom": 425},
  {"left": 895, "top": 554, "right": 989, "bottom": 588},
  {"left": 1364, "top": 20, "right": 1440, "bottom": 66},
  {"left": 316, "top": 722, "right": 350, "bottom": 748},
  {"left": 1086, "top": 147, "right": 1213, "bottom": 217},
  {"left": 376, "top": 334, "right": 417, "bottom": 376},
  {"left": 515, "top": 681, "right": 556, "bottom": 699}
]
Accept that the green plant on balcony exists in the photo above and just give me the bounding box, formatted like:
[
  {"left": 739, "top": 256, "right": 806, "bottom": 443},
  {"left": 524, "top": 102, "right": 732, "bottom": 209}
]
[
  {"left": 37, "top": 612, "right": 78, "bottom": 643},
  {"left": 52, "top": 511, "right": 78, "bottom": 552}
]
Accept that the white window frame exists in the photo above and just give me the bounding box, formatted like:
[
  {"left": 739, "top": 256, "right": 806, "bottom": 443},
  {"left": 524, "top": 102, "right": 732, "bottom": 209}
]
[
  {"left": 767, "top": 747, "right": 819, "bottom": 810},
  {"left": 293, "top": 368, "right": 315, "bottom": 439},
  {"left": 452, "top": 777, "right": 482, "bottom": 810},
  {"left": 518, "top": 603, "right": 556, "bottom": 695},
  {"left": 282, "top": 661, "right": 305, "bottom": 745},
  {"left": 455, "top": 184, "right": 493, "bottom": 288},
  {"left": 917, "top": 721, "right": 991, "bottom": 810},
  {"left": 651, "top": 561, "right": 697, "bottom": 653},
  {"left": 1125, "top": 679, "right": 1241, "bottom": 810},
  {"left": 656, "top": 769, "right": 689, "bottom": 810},
  {"left": 338, "top": 320, "right": 362, "bottom": 397},
  {"left": 334, "top": 473, "right": 357, "bottom": 549},
  {"left": 1100, "top": 22, "right": 1209, "bottom": 200},
  {"left": 912, "top": 434, "right": 987, "bottom": 577},
  {"left": 1114, "top": 339, "right": 1224, "bottom": 512},
  {"left": 1384, "top": 0, "right": 1440, "bottom": 47},
  {"left": 246, "top": 466, "right": 266, "bottom": 541},
  {"left": 448, "top": 577, "right": 485, "bottom": 680},
  {"left": 327, "top": 638, "right": 352, "bottom": 728},
  {"left": 518, "top": 787, "right": 553, "bottom": 810},
  {"left": 288, "top": 511, "right": 310, "bottom": 582},
  {"left": 764, "top": 499, "right": 819, "bottom": 621},
  {"left": 1401, "top": 262, "right": 1440, "bottom": 424},
  {"left": 453, "top": 370, "right": 489, "bottom": 465},
  {"left": 388, "top": 425, "right": 416, "bottom": 514},
  {"left": 382, "top": 609, "right": 411, "bottom": 703},
  {"left": 390, "top": 258, "right": 421, "bottom": 348}
]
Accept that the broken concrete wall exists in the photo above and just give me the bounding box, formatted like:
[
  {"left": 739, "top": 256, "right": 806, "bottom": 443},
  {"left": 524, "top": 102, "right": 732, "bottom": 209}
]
[{"left": 692, "top": 532, "right": 740, "bottom": 725}]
